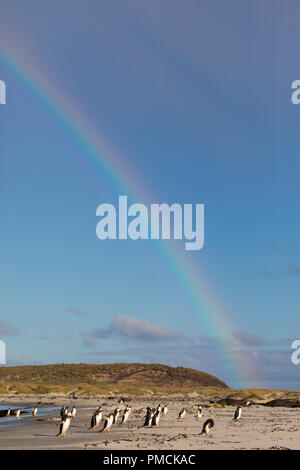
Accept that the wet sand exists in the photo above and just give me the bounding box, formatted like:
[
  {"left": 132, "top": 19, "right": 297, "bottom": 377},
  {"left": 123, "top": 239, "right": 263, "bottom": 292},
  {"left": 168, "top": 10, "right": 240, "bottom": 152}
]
[{"left": 0, "top": 395, "right": 299, "bottom": 450}]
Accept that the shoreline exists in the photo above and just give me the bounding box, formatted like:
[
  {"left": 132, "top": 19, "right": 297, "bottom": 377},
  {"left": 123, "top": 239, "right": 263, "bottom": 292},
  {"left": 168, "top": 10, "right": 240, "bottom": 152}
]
[{"left": 0, "top": 394, "right": 299, "bottom": 450}]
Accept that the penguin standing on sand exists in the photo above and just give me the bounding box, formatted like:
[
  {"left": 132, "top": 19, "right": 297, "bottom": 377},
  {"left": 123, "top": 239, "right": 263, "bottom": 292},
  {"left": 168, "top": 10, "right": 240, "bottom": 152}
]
[
  {"left": 90, "top": 407, "right": 102, "bottom": 430},
  {"left": 178, "top": 408, "right": 187, "bottom": 420},
  {"left": 70, "top": 406, "right": 77, "bottom": 419},
  {"left": 15, "top": 409, "right": 21, "bottom": 418},
  {"left": 57, "top": 415, "right": 71, "bottom": 437},
  {"left": 6, "top": 408, "right": 10, "bottom": 417},
  {"left": 100, "top": 413, "right": 114, "bottom": 433},
  {"left": 90, "top": 412, "right": 97, "bottom": 430},
  {"left": 162, "top": 405, "right": 168, "bottom": 416},
  {"left": 113, "top": 408, "right": 121, "bottom": 424},
  {"left": 152, "top": 409, "right": 161, "bottom": 427},
  {"left": 201, "top": 419, "right": 214, "bottom": 435},
  {"left": 157, "top": 404, "right": 161, "bottom": 413},
  {"left": 143, "top": 407, "right": 152, "bottom": 427},
  {"left": 60, "top": 406, "right": 67, "bottom": 420},
  {"left": 233, "top": 406, "right": 242, "bottom": 421},
  {"left": 195, "top": 405, "right": 203, "bottom": 420},
  {"left": 121, "top": 405, "right": 131, "bottom": 424},
  {"left": 32, "top": 408, "right": 38, "bottom": 416}
]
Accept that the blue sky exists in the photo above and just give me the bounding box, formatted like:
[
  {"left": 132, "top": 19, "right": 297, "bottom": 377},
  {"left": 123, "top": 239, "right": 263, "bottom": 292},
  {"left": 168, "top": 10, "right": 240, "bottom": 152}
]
[{"left": 0, "top": 0, "right": 300, "bottom": 389}]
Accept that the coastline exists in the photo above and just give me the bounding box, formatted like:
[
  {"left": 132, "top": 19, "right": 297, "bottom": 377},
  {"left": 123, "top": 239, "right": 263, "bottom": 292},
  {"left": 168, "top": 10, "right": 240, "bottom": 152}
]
[{"left": 0, "top": 394, "right": 299, "bottom": 450}]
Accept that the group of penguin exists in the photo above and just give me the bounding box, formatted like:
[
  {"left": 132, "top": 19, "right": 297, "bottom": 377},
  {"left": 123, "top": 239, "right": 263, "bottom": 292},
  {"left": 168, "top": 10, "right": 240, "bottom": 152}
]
[
  {"left": 6, "top": 407, "right": 38, "bottom": 418},
  {"left": 57, "top": 405, "right": 77, "bottom": 437},
  {"left": 57, "top": 402, "right": 245, "bottom": 437}
]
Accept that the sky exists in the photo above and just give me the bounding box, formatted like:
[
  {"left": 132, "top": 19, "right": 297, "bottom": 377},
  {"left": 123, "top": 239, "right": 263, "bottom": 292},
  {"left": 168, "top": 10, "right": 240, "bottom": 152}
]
[{"left": 0, "top": 0, "right": 299, "bottom": 389}]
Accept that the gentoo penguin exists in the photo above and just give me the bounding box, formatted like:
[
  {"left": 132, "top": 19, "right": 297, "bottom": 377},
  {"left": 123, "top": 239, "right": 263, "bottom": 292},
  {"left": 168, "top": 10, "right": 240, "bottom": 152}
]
[
  {"left": 157, "top": 404, "right": 161, "bottom": 413},
  {"left": 90, "top": 407, "right": 102, "bottom": 430},
  {"left": 100, "top": 413, "right": 114, "bottom": 433},
  {"left": 201, "top": 418, "right": 214, "bottom": 435},
  {"left": 178, "top": 408, "right": 187, "bottom": 420},
  {"left": 162, "top": 405, "right": 168, "bottom": 416},
  {"left": 32, "top": 408, "right": 38, "bottom": 416},
  {"left": 6, "top": 408, "right": 11, "bottom": 417},
  {"left": 57, "top": 415, "right": 71, "bottom": 437},
  {"left": 233, "top": 406, "right": 242, "bottom": 421},
  {"left": 121, "top": 405, "right": 131, "bottom": 424},
  {"left": 70, "top": 406, "right": 77, "bottom": 419},
  {"left": 90, "top": 412, "right": 97, "bottom": 430},
  {"left": 60, "top": 406, "right": 67, "bottom": 420},
  {"left": 143, "top": 407, "right": 152, "bottom": 427},
  {"left": 15, "top": 409, "right": 21, "bottom": 418},
  {"left": 113, "top": 408, "right": 121, "bottom": 424},
  {"left": 195, "top": 405, "right": 203, "bottom": 420},
  {"left": 152, "top": 410, "right": 161, "bottom": 427}
]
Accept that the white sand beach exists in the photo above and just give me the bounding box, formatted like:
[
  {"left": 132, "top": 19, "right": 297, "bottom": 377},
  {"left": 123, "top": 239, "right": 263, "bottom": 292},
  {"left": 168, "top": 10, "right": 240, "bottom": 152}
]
[{"left": 0, "top": 395, "right": 299, "bottom": 450}]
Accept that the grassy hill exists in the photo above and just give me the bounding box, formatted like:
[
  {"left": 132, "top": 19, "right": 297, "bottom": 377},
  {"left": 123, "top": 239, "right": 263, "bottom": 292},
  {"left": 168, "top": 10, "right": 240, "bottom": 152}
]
[{"left": 0, "top": 363, "right": 228, "bottom": 396}]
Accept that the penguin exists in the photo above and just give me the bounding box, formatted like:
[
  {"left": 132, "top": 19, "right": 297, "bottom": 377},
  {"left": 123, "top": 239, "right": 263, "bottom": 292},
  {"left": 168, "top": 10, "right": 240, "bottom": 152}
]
[
  {"left": 32, "top": 408, "right": 38, "bottom": 416},
  {"left": 15, "top": 409, "right": 21, "bottom": 418},
  {"left": 233, "top": 406, "right": 242, "bottom": 421},
  {"left": 90, "top": 407, "right": 102, "bottom": 430},
  {"left": 201, "top": 418, "right": 214, "bottom": 435},
  {"left": 178, "top": 408, "right": 187, "bottom": 420},
  {"left": 162, "top": 405, "right": 168, "bottom": 416},
  {"left": 121, "top": 405, "right": 131, "bottom": 424},
  {"left": 57, "top": 415, "right": 71, "bottom": 437},
  {"left": 152, "top": 410, "right": 161, "bottom": 427},
  {"left": 100, "top": 413, "right": 114, "bottom": 433},
  {"left": 90, "top": 412, "right": 97, "bottom": 430},
  {"left": 143, "top": 407, "right": 152, "bottom": 427},
  {"left": 70, "top": 406, "right": 77, "bottom": 419},
  {"left": 60, "top": 406, "right": 67, "bottom": 420},
  {"left": 113, "top": 408, "right": 121, "bottom": 424},
  {"left": 6, "top": 408, "right": 10, "bottom": 417},
  {"left": 157, "top": 404, "right": 161, "bottom": 413},
  {"left": 195, "top": 405, "right": 203, "bottom": 420}
]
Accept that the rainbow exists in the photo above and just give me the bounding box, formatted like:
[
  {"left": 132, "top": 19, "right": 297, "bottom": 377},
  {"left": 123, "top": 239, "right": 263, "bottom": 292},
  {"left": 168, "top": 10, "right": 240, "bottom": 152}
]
[{"left": 0, "top": 43, "right": 253, "bottom": 388}]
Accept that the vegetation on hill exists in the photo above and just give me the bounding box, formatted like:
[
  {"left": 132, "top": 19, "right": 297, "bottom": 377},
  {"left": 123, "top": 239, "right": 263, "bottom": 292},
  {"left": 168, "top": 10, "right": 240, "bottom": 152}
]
[{"left": 0, "top": 362, "right": 228, "bottom": 396}]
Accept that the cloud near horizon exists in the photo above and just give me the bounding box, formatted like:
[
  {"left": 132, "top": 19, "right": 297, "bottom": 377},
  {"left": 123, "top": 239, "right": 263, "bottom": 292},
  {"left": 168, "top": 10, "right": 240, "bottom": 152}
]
[
  {"left": 0, "top": 320, "right": 19, "bottom": 337},
  {"left": 81, "top": 314, "right": 185, "bottom": 347},
  {"left": 232, "top": 330, "right": 264, "bottom": 347}
]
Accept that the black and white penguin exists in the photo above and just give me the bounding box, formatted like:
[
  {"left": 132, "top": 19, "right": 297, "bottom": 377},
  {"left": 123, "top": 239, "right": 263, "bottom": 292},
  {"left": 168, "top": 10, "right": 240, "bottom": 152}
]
[
  {"left": 90, "top": 407, "right": 102, "bottom": 430},
  {"left": 152, "top": 410, "right": 161, "bottom": 427},
  {"left": 233, "top": 406, "right": 242, "bottom": 421},
  {"left": 121, "top": 405, "right": 131, "bottom": 424},
  {"left": 162, "top": 405, "right": 168, "bottom": 416},
  {"left": 57, "top": 415, "right": 71, "bottom": 437},
  {"left": 201, "top": 418, "right": 214, "bottom": 435},
  {"left": 100, "top": 413, "right": 114, "bottom": 433},
  {"left": 157, "top": 404, "right": 161, "bottom": 413},
  {"left": 32, "top": 408, "right": 38, "bottom": 416},
  {"left": 143, "top": 407, "right": 152, "bottom": 427},
  {"left": 15, "top": 409, "right": 21, "bottom": 418},
  {"left": 70, "top": 406, "right": 77, "bottom": 419},
  {"left": 60, "top": 406, "right": 67, "bottom": 420},
  {"left": 178, "top": 408, "right": 187, "bottom": 420},
  {"left": 195, "top": 405, "right": 203, "bottom": 420},
  {"left": 113, "top": 408, "right": 121, "bottom": 424},
  {"left": 6, "top": 408, "right": 10, "bottom": 417}
]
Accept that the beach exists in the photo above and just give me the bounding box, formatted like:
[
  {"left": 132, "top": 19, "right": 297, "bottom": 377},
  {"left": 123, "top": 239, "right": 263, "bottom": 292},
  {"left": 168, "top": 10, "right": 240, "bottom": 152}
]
[{"left": 0, "top": 395, "right": 299, "bottom": 450}]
